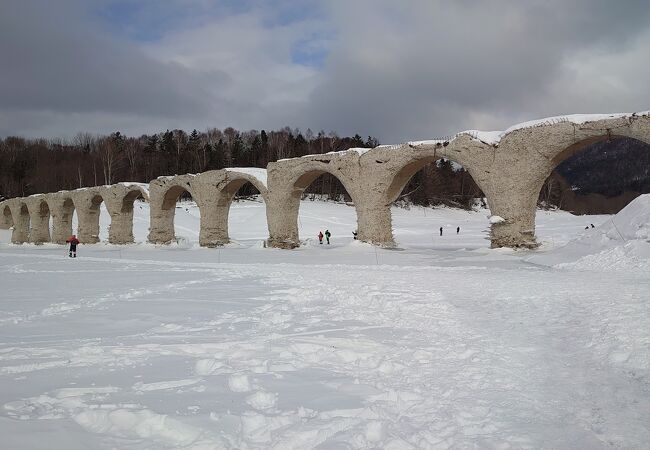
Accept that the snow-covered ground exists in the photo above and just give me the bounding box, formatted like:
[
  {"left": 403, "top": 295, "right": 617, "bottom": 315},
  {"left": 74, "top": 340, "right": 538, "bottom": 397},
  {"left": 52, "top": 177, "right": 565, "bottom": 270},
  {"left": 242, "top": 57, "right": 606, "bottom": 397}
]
[{"left": 0, "top": 197, "right": 649, "bottom": 449}]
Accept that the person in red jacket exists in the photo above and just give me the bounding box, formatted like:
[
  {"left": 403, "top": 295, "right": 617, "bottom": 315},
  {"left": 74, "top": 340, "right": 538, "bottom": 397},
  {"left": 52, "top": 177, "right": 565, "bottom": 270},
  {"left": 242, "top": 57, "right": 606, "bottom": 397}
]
[
  {"left": 318, "top": 231, "right": 324, "bottom": 244},
  {"left": 66, "top": 235, "right": 80, "bottom": 258}
]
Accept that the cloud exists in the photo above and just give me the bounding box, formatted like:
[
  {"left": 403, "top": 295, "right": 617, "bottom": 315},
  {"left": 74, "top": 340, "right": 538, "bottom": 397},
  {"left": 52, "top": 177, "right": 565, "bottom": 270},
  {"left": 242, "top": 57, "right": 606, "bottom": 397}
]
[
  {"left": 140, "top": 7, "right": 325, "bottom": 128},
  {"left": 1, "top": 1, "right": 216, "bottom": 116},
  {"left": 0, "top": 0, "right": 648, "bottom": 142},
  {"left": 290, "top": 0, "right": 650, "bottom": 141}
]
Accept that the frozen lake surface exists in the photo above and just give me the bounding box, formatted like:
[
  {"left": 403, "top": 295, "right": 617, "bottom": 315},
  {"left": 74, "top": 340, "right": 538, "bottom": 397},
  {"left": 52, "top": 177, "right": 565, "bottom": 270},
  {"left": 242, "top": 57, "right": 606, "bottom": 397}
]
[{"left": 0, "top": 198, "right": 648, "bottom": 449}]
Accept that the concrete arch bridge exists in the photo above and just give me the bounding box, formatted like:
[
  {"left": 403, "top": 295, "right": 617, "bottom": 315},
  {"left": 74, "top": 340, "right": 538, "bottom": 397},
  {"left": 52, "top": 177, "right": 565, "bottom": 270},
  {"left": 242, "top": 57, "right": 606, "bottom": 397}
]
[{"left": 1, "top": 112, "right": 649, "bottom": 249}]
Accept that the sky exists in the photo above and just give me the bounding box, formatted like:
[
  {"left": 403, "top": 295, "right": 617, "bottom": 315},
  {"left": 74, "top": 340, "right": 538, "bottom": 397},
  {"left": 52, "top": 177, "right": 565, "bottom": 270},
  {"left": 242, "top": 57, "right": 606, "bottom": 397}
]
[{"left": 0, "top": 0, "right": 649, "bottom": 143}]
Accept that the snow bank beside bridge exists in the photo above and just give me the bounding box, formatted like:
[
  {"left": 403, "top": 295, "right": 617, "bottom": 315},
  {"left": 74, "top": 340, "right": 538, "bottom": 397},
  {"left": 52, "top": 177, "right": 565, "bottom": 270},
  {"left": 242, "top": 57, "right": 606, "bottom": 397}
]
[{"left": 529, "top": 194, "right": 650, "bottom": 271}]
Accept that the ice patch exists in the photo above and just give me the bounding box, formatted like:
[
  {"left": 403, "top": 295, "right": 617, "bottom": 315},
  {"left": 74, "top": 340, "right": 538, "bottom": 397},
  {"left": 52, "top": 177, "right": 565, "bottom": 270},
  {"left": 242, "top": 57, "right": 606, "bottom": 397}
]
[
  {"left": 245, "top": 390, "right": 278, "bottom": 410},
  {"left": 194, "top": 359, "right": 224, "bottom": 376},
  {"left": 133, "top": 378, "right": 201, "bottom": 392},
  {"left": 228, "top": 374, "right": 251, "bottom": 392},
  {"left": 74, "top": 408, "right": 223, "bottom": 447}
]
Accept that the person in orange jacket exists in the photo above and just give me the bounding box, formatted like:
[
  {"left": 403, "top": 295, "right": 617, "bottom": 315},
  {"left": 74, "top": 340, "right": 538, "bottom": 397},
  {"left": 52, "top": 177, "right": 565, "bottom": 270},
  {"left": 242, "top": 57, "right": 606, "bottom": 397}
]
[{"left": 66, "top": 235, "right": 80, "bottom": 258}]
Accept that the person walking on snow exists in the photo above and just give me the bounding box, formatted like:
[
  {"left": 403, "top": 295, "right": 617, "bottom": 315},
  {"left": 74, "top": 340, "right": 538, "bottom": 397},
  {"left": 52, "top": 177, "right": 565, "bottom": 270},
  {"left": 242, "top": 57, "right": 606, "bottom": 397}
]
[
  {"left": 456, "top": 226, "right": 460, "bottom": 234},
  {"left": 318, "top": 231, "right": 324, "bottom": 244},
  {"left": 66, "top": 235, "right": 80, "bottom": 258},
  {"left": 439, "top": 227, "right": 443, "bottom": 236},
  {"left": 325, "top": 229, "right": 331, "bottom": 244}
]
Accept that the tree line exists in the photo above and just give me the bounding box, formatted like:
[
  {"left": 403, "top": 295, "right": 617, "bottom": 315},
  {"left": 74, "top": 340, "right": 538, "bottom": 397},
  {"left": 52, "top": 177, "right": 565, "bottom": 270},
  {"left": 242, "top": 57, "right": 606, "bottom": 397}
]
[
  {"left": 0, "top": 126, "right": 482, "bottom": 208},
  {"left": 0, "top": 127, "right": 378, "bottom": 200}
]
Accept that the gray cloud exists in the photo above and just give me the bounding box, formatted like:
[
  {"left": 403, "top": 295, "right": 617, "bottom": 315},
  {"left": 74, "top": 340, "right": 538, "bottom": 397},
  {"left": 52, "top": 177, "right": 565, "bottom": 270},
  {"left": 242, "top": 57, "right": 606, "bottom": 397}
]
[
  {"left": 1, "top": 0, "right": 649, "bottom": 142},
  {"left": 291, "top": 0, "right": 650, "bottom": 141},
  {"left": 0, "top": 0, "right": 218, "bottom": 136}
]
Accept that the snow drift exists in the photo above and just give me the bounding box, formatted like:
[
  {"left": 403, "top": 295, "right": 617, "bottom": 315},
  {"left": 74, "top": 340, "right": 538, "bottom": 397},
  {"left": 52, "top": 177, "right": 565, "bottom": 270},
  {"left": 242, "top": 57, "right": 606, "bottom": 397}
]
[{"left": 529, "top": 194, "right": 650, "bottom": 271}]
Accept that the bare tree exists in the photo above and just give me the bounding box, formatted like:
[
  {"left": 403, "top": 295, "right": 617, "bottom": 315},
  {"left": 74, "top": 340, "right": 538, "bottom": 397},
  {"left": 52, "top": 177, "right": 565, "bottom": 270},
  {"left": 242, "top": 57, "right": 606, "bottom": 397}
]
[
  {"left": 97, "top": 134, "right": 124, "bottom": 185},
  {"left": 123, "top": 137, "right": 142, "bottom": 180}
]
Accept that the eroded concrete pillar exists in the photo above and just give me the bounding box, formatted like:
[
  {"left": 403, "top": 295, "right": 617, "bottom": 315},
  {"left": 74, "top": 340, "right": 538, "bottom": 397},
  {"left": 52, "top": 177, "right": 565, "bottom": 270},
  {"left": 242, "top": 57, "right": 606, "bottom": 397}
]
[
  {"left": 355, "top": 200, "right": 395, "bottom": 246},
  {"left": 73, "top": 190, "right": 104, "bottom": 244},
  {"left": 265, "top": 188, "right": 301, "bottom": 248},
  {"left": 199, "top": 174, "right": 238, "bottom": 247},
  {"left": 484, "top": 186, "right": 539, "bottom": 248},
  {"left": 107, "top": 211, "right": 135, "bottom": 244},
  {"left": 76, "top": 209, "right": 100, "bottom": 243},
  {"left": 9, "top": 202, "right": 30, "bottom": 244},
  {"left": 49, "top": 196, "right": 75, "bottom": 244},
  {"left": 26, "top": 197, "right": 51, "bottom": 244},
  {"left": 197, "top": 200, "right": 228, "bottom": 247},
  {"left": 102, "top": 185, "right": 148, "bottom": 244},
  {"left": 148, "top": 180, "right": 175, "bottom": 244},
  {"left": 148, "top": 206, "right": 176, "bottom": 244}
]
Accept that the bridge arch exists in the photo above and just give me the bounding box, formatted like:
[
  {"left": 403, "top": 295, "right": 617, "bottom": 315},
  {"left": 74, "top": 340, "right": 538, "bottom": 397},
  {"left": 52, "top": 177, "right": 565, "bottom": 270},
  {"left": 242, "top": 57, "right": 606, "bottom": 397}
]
[
  {"left": 165, "top": 184, "right": 198, "bottom": 243},
  {"left": 148, "top": 176, "right": 200, "bottom": 245},
  {"left": 212, "top": 171, "right": 269, "bottom": 244},
  {"left": 120, "top": 187, "right": 148, "bottom": 213},
  {"left": 279, "top": 164, "right": 360, "bottom": 247},
  {"left": 543, "top": 136, "right": 650, "bottom": 214},
  {"left": 532, "top": 135, "right": 650, "bottom": 240},
  {"left": 382, "top": 155, "right": 488, "bottom": 245},
  {"left": 489, "top": 115, "right": 650, "bottom": 247},
  {"left": 345, "top": 138, "right": 493, "bottom": 247}
]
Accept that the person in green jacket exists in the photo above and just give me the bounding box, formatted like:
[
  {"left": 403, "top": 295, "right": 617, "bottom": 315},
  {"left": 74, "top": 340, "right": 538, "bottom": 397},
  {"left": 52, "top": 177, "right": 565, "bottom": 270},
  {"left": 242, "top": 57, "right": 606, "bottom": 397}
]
[{"left": 324, "top": 229, "right": 331, "bottom": 244}]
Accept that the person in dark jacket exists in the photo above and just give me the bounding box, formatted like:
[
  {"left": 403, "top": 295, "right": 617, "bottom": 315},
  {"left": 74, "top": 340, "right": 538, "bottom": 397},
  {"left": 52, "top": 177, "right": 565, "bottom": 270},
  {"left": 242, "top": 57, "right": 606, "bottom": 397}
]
[
  {"left": 456, "top": 226, "right": 460, "bottom": 234},
  {"left": 439, "top": 227, "right": 443, "bottom": 236},
  {"left": 66, "top": 235, "right": 80, "bottom": 258},
  {"left": 324, "top": 229, "right": 331, "bottom": 244}
]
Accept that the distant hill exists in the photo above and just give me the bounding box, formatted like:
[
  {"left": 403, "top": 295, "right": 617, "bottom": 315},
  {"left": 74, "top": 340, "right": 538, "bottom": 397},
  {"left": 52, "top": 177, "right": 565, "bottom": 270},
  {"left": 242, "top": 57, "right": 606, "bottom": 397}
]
[
  {"left": 556, "top": 137, "right": 650, "bottom": 197},
  {"left": 541, "top": 137, "right": 650, "bottom": 214}
]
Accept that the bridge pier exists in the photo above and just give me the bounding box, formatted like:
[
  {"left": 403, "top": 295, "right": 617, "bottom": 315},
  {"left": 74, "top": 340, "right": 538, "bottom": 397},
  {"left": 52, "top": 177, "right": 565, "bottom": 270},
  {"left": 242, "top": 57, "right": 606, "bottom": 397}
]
[
  {"left": 107, "top": 211, "right": 136, "bottom": 244},
  {"left": 103, "top": 185, "right": 149, "bottom": 244},
  {"left": 48, "top": 195, "right": 75, "bottom": 244},
  {"left": 355, "top": 199, "right": 395, "bottom": 247},
  {"left": 72, "top": 191, "right": 103, "bottom": 244},
  {"left": 265, "top": 188, "right": 301, "bottom": 248},
  {"left": 485, "top": 189, "right": 539, "bottom": 248},
  {"left": 197, "top": 199, "right": 231, "bottom": 247},
  {"left": 26, "top": 197, "right": 51, "bottom": 244},
  {"left": 8, "top": 201, "right": 30, "bottom": 244}
]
